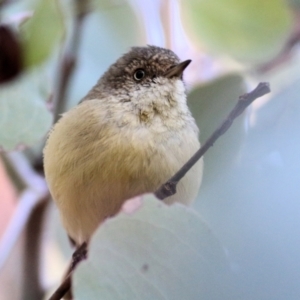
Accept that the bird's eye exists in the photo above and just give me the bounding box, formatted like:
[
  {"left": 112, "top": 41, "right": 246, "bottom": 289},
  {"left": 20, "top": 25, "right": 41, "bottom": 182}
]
[{"left": 133, "top": 69, "right": 145, "bottom": 81}]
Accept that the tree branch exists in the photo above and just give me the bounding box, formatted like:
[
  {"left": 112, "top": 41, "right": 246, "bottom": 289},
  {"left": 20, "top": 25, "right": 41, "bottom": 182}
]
[
  {"left": 48, "top": 242, "right": 87, "bottom": 300},
  {"left": 155, "top": 82, "right": 271, "bottom": 200},
  {"left": 48, "top": 274, "right": 71, "bottom": 300},
  {"left": 52, "top": 0, "right": 90, "bottom": 123}
]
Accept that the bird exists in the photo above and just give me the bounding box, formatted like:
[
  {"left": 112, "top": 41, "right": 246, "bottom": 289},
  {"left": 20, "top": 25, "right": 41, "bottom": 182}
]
[{"left": 43, "top": 45, "right": 203, "bottom": 246}]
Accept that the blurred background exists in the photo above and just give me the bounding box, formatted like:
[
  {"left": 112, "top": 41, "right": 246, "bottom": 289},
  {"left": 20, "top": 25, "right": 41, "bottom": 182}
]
[{"left": 0, "top": 0, "right": 300, "bottom": 299}]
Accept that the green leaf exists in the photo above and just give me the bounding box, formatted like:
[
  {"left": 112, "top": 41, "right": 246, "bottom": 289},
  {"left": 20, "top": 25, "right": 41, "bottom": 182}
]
[
  {"left": 0, "top": 71, "right": 53, "bottom": 151},
  {"left": 73, "top": 195, "right": 236, "bottom": 300},
  {"left": 22, "top": 0, "right": 64, "bottom": 67},
  {"left": 181, "top": 0, "right": 292, "bottom": 63},
  {"left": 188, "top": 74, "right": 247, "bottom": 183}
]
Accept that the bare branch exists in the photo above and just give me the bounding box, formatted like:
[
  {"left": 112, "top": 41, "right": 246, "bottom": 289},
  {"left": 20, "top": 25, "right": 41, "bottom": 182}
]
[
  {"left": 48, "top": 274, "right": 71, "bottom": 300},
  {"left": 52, "top": 0, "right": 90, "bottom": 123},
  {"left": 155, "top": 82, "right": 271, "bottom": 200},
  {"left": 48, "top": 242, "right": 87, "bottom": 300}
]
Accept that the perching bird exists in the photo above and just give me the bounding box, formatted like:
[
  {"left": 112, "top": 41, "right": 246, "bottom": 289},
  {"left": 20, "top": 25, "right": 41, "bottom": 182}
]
[{"left": 43, "top": 45, "right": 203, "bottom": 246}]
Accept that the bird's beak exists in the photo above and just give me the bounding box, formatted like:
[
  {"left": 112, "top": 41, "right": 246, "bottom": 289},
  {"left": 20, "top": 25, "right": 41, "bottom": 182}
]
[{"left": 164, "top": 60, "right": 191, "bottom": 79}]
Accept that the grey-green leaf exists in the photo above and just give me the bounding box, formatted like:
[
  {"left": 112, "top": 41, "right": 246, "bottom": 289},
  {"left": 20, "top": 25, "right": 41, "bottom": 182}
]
[
  {"left": 0, "top": 72, "right": 53, "bottom": 151},
  {"left": 73, "top": 195, "right": 236, "bottom": 300}
]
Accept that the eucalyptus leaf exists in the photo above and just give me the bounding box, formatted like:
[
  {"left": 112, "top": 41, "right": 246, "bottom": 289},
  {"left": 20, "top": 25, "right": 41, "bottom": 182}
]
[
  {"left": 188, "top": 74, "right": 247, "bottom": 183},
  {"left": 0, "top": 72, "right": 53, "bottom": 151},
  {"left": 181, "top": 0, "right": 292, "bottom": 63},
  {"left": 22, "top": 0, "right": 64, "bottom": 67},
  {"left": 73, "top": 195, "right": 237, "bottom": 300},
  {"left": 194, "top": 78, "right": 300, "bottom": 298}
]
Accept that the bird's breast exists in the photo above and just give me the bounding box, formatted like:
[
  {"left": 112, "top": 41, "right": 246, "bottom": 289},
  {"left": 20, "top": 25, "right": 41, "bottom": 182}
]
[{"left": 43, "top": 99, "right": 202, "bottom": 244}]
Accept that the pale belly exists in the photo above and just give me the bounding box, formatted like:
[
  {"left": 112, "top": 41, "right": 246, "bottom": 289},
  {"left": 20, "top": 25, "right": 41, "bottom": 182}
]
[{"left": 44, "top": 104, "right": 203, "bottom": 244}]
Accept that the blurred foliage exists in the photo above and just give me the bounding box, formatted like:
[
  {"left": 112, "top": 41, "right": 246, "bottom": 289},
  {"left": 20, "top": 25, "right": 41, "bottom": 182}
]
[
  {"left": 0, "top": 0, "right": 300, "bottom": 299},
  {"left": 0, "top": 71, "right": 52, "bottom": 151},
  {"left": 181, "top": 0, "right": 292, "bottom": 63},
  {"left": 246, "top": 77, "right": 300, "bottom": 168},
  {"left": 194, "top": 78, "right": 300, "bottom": 299},
  {"left": 73, "top": 195, "right": 237, "bottom": 300},
  {"left": 21, "top": 0, "right": 64, "bottom": 67},
  {"left": 289, "top": 0, "right": 300, "bottom": 7}
]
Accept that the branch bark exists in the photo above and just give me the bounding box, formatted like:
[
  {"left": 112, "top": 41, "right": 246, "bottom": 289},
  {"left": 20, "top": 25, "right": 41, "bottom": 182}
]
[
  {"left": 48, "top": 274, "right": 72, "bottom": 300},
  {"left": 52, "top": 0, "right": 90, "bottom": 123},
  {"left": 155, "top": 82, "right": 271, "bottom": 200},
  {"left": 48, "top": 242, "right": 87, "bottom": 300}
]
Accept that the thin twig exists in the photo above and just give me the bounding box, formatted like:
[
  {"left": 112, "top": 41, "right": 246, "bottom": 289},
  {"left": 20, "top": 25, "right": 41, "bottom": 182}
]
[
  {"left": 53, "top": 0, "right": 90, "bottom": 123},
  {"left": 48, "top": 274, "right": 72, "bottom": 300},
  {"left": 48, "top": 242, "right": 87, "bottom": 300},
  {"left": 155, "top": 82, "right": 271, "bottom": 200}
]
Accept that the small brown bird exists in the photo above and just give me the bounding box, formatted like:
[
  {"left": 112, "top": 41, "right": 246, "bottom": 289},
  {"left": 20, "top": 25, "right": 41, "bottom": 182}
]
[{"left": 43, "top": 45, "right": 203, "bottom": 246}]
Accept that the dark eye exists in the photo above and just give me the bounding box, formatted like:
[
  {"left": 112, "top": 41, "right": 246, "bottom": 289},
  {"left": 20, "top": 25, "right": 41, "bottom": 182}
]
[{"left": 133, "top": 69, "right": 145, "bottom": 81}]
